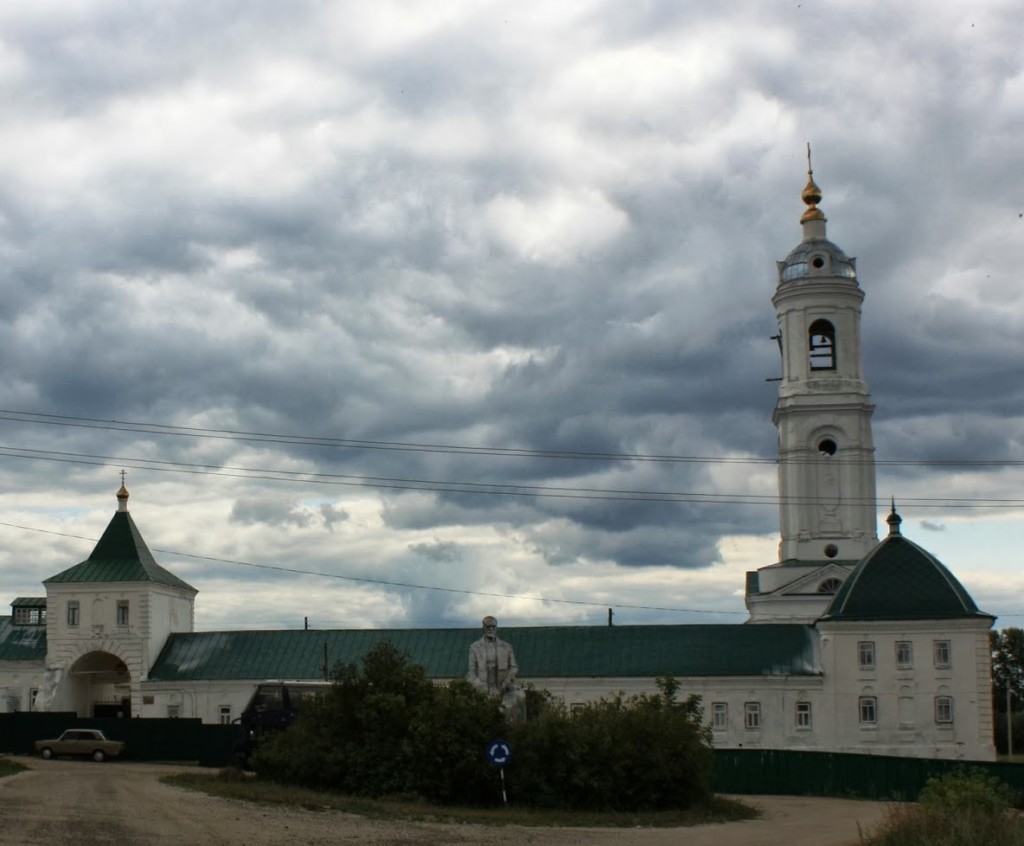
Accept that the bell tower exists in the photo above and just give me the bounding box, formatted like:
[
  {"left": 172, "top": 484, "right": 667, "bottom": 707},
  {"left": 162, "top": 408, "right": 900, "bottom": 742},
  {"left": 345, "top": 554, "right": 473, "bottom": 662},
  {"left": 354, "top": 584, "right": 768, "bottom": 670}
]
[
  {"left": 746, "top": 152, "right": 880, "bottom": 623},
  {"left": 772, "top": 150, "right": 878, "bottom": 565}
]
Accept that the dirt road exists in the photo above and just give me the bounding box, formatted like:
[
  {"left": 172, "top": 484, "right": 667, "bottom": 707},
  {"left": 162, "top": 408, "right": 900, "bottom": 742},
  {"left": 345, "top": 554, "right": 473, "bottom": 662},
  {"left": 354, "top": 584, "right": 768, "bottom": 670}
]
[{"left": 0, "top": 757, "right": 888, "bottom": 846}]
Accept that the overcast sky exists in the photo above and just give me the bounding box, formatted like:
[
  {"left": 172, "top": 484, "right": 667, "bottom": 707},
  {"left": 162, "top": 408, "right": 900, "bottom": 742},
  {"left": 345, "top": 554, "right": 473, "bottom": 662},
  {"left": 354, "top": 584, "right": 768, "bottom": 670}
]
[{"left": 0, "top": 0, "right": 1021, "bottom": 633}]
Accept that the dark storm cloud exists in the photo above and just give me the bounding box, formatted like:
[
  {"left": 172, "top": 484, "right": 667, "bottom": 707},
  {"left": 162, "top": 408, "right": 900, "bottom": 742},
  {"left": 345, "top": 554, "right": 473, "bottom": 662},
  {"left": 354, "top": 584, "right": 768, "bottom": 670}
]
[{"left": 0, "top": 1, "right": 1019, "bottom": 625}]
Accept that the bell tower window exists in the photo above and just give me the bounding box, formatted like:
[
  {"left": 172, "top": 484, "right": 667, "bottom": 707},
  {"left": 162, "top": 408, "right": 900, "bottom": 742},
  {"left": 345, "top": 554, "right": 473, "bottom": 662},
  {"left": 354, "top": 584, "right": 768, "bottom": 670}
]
[{"left": 809, "top": 319, "right": 836, "bottom": 370}]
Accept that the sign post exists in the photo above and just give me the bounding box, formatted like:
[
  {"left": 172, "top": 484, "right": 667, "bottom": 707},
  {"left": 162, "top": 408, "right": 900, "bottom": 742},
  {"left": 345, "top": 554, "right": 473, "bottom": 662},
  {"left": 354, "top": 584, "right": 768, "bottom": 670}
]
[{"left": 486, "top": 739, "right": 512, "bottom": 807}]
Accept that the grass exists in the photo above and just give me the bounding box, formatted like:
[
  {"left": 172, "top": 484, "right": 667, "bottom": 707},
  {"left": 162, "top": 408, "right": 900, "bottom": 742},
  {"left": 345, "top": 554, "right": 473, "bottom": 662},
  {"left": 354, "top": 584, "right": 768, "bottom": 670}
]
[
  {"left": 859, "top": 769, "right": 1024, "bottom": 846},
  {"left": 858, "top": 803, "right": 1024, "bottom": 846},
  {"left": 163, "top": 769, "right": 758, "bottom": 828},
  {"left": 0, "top": 756, "right": 27, "bottom": 779}
]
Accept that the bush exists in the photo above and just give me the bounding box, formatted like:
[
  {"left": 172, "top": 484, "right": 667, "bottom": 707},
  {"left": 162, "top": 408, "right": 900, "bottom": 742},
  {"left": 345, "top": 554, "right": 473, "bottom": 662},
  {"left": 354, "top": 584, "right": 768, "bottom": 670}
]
[
  {"left": 506, "top": 679, "right": 713, "bottom": 812},
  {"left": 255, "top": 642, "right": 504, "bottom": 802},
  {"left": 256, "top": 645, "right": 714, "bottom": 812},
  {"left": 861, "top": 769, "right": 1024, "bottom": 846}
]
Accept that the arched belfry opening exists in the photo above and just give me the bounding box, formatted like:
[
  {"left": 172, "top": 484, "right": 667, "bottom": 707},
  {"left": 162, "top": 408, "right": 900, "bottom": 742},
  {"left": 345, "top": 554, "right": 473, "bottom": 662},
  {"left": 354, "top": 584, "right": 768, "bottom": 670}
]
[
  {"left": 68, "top": 650, "right": 132, "bottom": 718},
  {"left": 808, "top": 319, "right": 836, "bottom": 370}
]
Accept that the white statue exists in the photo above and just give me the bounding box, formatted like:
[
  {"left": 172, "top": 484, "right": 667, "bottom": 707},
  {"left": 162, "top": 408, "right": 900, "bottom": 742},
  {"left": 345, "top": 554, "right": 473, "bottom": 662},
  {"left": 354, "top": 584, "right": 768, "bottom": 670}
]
[{"left": 467, "top": 616, "right": 525, "bottom": 720}]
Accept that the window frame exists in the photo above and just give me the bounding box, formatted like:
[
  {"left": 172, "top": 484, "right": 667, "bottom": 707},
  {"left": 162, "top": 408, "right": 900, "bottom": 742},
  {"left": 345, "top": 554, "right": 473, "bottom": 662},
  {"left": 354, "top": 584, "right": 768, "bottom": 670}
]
[
  {"left": 67, "top": 601, "right": 80, "bottom": 627},
  {"left": 859, "top": 696, "right": 878, "bottom": 725},
  {"left": 796, "top": 701, "right": 812, "bottom": 730},
  {"left": 116, "top": 600, "right": 130, "bottom": 627},
  {"left": 712, "top": 702, "right": 728, "bottom": 730},
  {"left": 934, "top": 640, "right": 952, "bottom": 668},
  {"left": 895, "top": 640, "right": 913, "bottom": 669},
  {"left": 858, "top": 641, "right": 876, "bottom": 671},
  {"left": 934, "top": 696, "right": 954, "bottom": 725},
  {"left": 14, "top": 607, "right": 45, "bottom": 626},
  {"left": 744, "top": 702, "right": 761, "bottom": 730}
]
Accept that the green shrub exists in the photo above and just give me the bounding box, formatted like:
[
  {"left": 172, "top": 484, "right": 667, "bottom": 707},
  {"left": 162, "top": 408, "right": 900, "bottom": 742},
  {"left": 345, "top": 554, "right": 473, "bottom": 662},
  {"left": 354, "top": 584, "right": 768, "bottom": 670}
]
[
  {"left": 256, "top": 645, "right": 714, "bottom": 812},
  {"left": 861, "top": 769, "right": 1024, "bottom": 846},
  {"left": 919, "top": 768, "right": 1015, "bottom": 816},
  {"left": 506, "top": 681, "right": 713, "bottom": 812}
]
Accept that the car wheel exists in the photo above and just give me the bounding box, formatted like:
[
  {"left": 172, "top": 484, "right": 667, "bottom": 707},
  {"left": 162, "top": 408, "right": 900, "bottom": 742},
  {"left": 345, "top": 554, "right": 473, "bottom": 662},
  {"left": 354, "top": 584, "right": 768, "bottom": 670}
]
[
  {"left": 92, "top": 750, "right": 106, "bottom": 762},
  {"left": 40, "top": 747, "right": 53, "bottom": 760}
]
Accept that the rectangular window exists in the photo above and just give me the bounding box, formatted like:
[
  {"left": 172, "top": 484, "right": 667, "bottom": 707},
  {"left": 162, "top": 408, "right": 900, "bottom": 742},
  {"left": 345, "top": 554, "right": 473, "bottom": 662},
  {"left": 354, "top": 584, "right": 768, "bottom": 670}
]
[
  {"left": 67, "top": 601, "right": 80, "bottom": 627},
  {"left": 935, "top": 696, "right": 954, "bottom": 724},
  {"left": 859, "top": 696, "right": 878, "bottom": 724},
  {"left": 167, "top": 705, "right": 180, "bottom": 719},
  {"left": 744, "top": 702, "right": 761, "bottom": 730},
  {"left": 13, "top": 607, "right": 44, "bottom": 625},
  {"left": 116, "top": 600, "right": 129, "bottom": 627},
  {"left": 796, "top": 701, "right": 812, "bottom": 729},
  {"left": 858, "top": 641, "right": 876, "bottom": 670},
  {"left": 934, "top": 640, "right": 951, "bottom": 668},
  {"left": 895, "top": 640, "right": 913, "bottom": 669},
  {"left": 712, "top": 702, "right": 728, "bottom": 730},
  {"left": 30, "top": 689, "right": 39, "bottom": 710},
  {"left": 219, "top": 706, "right": 233, "bottom": 725}
]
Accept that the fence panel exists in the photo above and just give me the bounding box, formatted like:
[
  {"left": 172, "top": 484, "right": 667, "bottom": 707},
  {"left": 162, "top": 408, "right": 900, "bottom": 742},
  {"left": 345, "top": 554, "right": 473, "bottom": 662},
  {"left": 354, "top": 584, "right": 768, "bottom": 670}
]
[
  {"left": 0, "top": 713, "right": 239, "bottom": 767},
  {"left": 713, "top": 748, "right": 1024, "bottom": 800}
]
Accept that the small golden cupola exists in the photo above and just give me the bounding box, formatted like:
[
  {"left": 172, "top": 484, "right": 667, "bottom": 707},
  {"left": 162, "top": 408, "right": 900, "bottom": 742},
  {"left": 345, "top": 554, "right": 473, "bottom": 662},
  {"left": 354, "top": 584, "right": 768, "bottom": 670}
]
[{"left": 117, "top": 473, "right": 130, "bottom": 513}]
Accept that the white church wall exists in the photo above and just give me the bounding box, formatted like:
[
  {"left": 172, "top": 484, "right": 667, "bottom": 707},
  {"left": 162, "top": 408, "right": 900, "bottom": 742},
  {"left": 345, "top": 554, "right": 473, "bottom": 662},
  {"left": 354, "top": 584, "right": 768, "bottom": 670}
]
[{"left": 818, "top": 619, "right": 995, "bottom": 761}]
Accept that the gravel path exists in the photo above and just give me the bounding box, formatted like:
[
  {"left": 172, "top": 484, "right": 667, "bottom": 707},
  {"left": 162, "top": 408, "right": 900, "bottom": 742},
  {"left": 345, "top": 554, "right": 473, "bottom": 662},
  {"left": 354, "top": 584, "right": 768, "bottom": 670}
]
[{"left": 0, "top": 757, "right": 888, "bottom": 846}]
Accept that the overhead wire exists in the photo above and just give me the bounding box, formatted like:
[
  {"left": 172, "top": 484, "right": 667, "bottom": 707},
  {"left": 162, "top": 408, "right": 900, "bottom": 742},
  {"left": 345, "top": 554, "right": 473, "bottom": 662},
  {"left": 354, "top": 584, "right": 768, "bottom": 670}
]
[
  {"left": 0, "top": 443, "right": 1019, "bottom": 508},
  {"left": 0, "top": 519, "right": 746, "bottom": 616},
  {"left": 0, "top": 407, "right": 1021, "bottom": 467}
]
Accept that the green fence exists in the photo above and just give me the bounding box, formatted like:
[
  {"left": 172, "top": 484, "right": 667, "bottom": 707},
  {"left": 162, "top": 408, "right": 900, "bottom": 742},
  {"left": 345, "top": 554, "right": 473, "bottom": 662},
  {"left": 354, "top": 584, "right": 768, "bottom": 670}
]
[
  {"left": 4, "top": 714, "right": 1021, "bottom": 799},
  {"left": 714, "top": 748, "right": 1024, "bottom": 800},
  {"left": 0, "top": 713, "right": 239, "bottom": 767}
]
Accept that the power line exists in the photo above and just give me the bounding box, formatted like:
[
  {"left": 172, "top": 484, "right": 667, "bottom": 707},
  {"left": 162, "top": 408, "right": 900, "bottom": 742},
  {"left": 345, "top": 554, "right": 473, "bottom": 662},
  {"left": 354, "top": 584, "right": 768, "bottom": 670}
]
[
  {"left": 0, "top": 519, "right": 746, "bottom": 616},
  {"left": 0, "top": 407, "right": 1021, "bottom": 468},
  {"left": 0, "top": 443, "right": 1021, "bottom": 508}
]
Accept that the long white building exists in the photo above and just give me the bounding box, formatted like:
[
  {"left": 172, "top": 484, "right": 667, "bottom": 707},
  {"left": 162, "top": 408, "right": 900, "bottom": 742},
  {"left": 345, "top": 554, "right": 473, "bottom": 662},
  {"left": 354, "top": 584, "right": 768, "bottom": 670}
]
[{"left": 0, "top": 169, "right": 996, "bottom": 760}]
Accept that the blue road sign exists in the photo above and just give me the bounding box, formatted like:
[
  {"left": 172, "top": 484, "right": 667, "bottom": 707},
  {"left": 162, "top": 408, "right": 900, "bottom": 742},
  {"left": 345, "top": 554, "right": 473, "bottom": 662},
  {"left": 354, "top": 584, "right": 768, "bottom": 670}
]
[{"left": 487, "top": 739, "right": 511, "bottom": 766}]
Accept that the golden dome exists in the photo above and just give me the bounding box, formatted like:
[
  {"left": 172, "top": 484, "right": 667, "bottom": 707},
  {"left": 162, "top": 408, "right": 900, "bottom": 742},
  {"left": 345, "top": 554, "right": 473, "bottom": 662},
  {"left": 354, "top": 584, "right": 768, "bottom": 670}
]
[{"left": 800, "top": 143, "right": 826, "bottom": 223}]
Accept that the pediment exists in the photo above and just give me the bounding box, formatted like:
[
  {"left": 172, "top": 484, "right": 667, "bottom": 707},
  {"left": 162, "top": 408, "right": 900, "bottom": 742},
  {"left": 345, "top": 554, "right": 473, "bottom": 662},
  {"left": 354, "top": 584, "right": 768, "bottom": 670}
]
[{"left": 764, "top": 562, "right": 855, "bottom": 597}]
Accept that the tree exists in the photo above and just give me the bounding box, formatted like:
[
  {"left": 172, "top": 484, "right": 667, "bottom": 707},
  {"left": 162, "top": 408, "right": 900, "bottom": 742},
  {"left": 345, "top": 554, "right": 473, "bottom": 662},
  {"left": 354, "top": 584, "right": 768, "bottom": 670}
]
[
  {"left": 991, "top": 628, "right": 1024, "bottom": 710},
  {"left": 990, "top": 628, "right": 1024, "bottom": 754},
  {"left": 255, "top": 640, "right": 504, "bottom": 802}
]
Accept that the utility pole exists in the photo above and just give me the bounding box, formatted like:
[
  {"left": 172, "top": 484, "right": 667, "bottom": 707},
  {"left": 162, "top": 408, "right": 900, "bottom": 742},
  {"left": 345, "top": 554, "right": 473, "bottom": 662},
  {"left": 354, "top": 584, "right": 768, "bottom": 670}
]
[{"left": 1008, "top": 687, "right": 1015, "bottom": 757}]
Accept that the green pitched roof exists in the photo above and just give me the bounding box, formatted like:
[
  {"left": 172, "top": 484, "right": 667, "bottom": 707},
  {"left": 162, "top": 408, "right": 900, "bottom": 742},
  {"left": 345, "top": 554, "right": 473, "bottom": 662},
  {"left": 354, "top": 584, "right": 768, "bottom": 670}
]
[
  {"left": 44, "top": 510, "right": 195, "bottom": 592},
  {"left": 148, "top": 623, "right": 820, "bottom": 682},
  {"left": 0, "top": 617, "right": 47, "bottom": 661},
  {"left": 820, "top": 530, "right": 989, "bottom": 622}
]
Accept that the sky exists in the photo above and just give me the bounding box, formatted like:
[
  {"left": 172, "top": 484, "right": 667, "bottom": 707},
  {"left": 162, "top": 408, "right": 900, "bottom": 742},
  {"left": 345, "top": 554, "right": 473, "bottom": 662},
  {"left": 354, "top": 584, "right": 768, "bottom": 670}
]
[{"left": 0, "top": 0, "right": 1021, "bottom": 633}]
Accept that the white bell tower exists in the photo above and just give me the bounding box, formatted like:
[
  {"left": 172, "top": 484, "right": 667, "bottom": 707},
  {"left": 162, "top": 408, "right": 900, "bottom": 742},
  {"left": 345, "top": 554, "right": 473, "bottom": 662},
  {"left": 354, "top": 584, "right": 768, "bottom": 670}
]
[
  {"left": 773, "top": 151, "right": 878, "bottom": 564},
  {"left": 746, "top": 152, "right": 879, "bottom": 623}
]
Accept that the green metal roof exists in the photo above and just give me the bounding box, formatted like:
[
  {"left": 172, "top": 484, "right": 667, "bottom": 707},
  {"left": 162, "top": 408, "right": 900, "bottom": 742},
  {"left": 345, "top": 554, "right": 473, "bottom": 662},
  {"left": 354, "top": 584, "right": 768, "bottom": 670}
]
[
  {"left": 44, "top": 511, "right": 195, "bottom": 592},
  {"left": 148, "top": 623, "right": 820, "bottom": 682},
  {"left": 0, "top": 617, "right": 47, "bottom": 661},
  {"left": 820, "top": 532, "right": 989, "bottom": 622},
  {"left": 11, "top": 597, "right": 47, "bottom": 607}
]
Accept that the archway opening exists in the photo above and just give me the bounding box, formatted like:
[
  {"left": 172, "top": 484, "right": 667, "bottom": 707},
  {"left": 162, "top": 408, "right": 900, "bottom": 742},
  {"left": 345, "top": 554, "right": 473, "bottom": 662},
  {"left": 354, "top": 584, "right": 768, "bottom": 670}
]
[{"left": 68, "top": 651, "right": 131, "bottom": 718}]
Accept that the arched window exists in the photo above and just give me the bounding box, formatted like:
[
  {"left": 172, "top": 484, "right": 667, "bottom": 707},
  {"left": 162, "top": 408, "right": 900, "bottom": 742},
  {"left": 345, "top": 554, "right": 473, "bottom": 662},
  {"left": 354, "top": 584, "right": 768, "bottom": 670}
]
[
  {"left": 809, "top": 319, "right": 836, "bottom": 370},
  {"left": 817, "top": 577, "right": 842, "bottom": 594}
]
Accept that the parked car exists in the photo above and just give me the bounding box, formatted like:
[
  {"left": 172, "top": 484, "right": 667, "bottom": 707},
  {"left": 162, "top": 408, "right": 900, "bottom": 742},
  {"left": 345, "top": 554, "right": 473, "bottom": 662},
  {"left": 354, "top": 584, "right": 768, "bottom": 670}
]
[{"left": 34, "top": 729, "right": 126, "bottom": 762}]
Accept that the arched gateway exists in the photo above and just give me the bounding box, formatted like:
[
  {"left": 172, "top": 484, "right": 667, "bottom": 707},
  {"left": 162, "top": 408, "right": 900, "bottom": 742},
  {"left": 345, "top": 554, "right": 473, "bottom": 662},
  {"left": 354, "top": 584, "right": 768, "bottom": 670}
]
[
  {"left": 68, "top": 650, "right": 132, "bottom": 717},
  {"left": 37, "top": 484, "right": 197, "bottom": 718}
]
